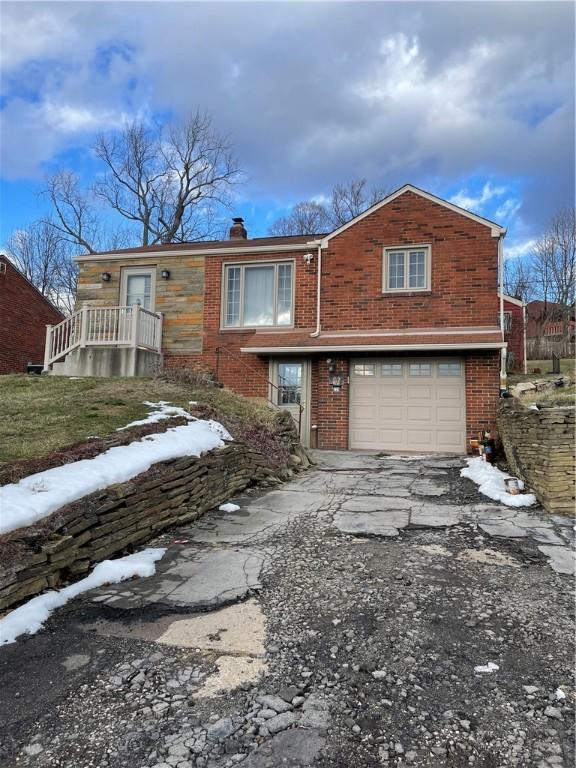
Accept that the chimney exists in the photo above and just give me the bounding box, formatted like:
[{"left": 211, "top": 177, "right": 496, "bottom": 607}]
[{"left": 229, "top": 217, "right": 247, "bottom": 240}]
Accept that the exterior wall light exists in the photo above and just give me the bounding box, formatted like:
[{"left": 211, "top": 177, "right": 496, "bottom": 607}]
[
  {"left": 100, "top": 272, "right": 111, "bottom": 282},
  {"left": 329, "top": 372, "right": 343, "bottom": 392},
  {"left": 161, "top": 269, "right": 170, "bottom": 280}
]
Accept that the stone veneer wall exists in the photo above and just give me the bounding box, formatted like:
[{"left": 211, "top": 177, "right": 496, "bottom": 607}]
[
  {"left": 76, "top": 255, "right": 205, "bottom": 355},
  {"left": 497, "top": 400, "right": 575, "bottom": 515},
  {"left": 0, "top": 434, "right": 310, "bottom": 613}
]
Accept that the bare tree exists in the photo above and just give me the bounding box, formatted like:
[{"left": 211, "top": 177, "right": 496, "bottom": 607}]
[
  {"left": 94, "top": 111, "right": 240, "bottom": 245},
  {"left": 503, "top": 256, "right": 535, "bottom": 302},
  {"left": 269, "top": 201, "right": 330, "bottom": 236},
  {"left": 529, "top": 208, "right": 576, "bottom": 353},
  {"left": 45, "top": 171, "right": 100, "bottom": 253},
  {"left": 328, "top": 179, "right": 388, "bottom": 227},
  {"left": 43, "top": 111, "right": 241, "bottom": 252},
  {"left": 268, "top": 178, "right": 388, "bottom": 236},
  {"left": 6, "top": 219, "right": 78, "bottom": 313}
]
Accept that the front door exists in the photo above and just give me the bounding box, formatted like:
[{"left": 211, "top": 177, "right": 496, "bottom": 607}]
[
  {"left": 271, "top": 360, "right": 311, "bottom": 446},
  {"left": 120, "top": 268, "right": 156, "bottom": 311}
]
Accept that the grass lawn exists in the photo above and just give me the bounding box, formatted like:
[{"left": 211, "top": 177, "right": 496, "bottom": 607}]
[
  {"left": 0, "top": 374, "right": 275, "bottom": 467},
  {"left": 508, "top": 358, "right": 575, "bottom": 383}
]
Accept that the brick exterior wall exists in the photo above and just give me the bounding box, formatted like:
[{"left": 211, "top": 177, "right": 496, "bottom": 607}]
[
  {"left": 465, "top": 351, "right": 501, "bottom": 443},
  {"left": 321, "top": 190, "right": 499, "bottom": 331},
  {"left": 0, "top": 256, "right": 64, "bottom": 374},
  {"left": 503, "top": 298, "right": 525, "bottom": 371}
]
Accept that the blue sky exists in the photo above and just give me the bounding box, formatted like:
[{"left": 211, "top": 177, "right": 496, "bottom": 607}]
[{"left": 1, "top": 1, "right": 574, "bottom": 258}]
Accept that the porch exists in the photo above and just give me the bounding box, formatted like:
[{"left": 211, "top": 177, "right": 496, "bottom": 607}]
[{"left": 44, "top": 305, "right": 163, "bottom": 377}]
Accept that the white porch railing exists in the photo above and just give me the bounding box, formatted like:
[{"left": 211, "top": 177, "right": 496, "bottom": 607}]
[{"left": 44, "top": 305, "right": 163, "bottom": 370}]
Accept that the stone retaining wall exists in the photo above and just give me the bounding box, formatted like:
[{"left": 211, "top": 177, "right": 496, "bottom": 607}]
[
  {"left": 497, "top": 400, "right": 575, "bottom": 515},
  {"left": 0, "top": 418, "right": 310, "bottom": 612}
]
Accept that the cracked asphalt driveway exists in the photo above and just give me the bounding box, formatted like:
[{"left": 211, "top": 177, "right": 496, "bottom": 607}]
[{"left": 1, "top": 451, "right": 574, "bottom": 768}]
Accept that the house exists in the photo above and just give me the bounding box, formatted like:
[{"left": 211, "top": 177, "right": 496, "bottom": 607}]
[
  {"left": 526, "top": 300, "right": 575, "bottom": 359},
  {"left": 0, "top": 254, "right": 64, "bottom": 374},
  {"left": 500, "top": 293, "right": 526, "bottom": 373},
  {"left": 64, "top": 183, "right": 507, "bottom": 453}
]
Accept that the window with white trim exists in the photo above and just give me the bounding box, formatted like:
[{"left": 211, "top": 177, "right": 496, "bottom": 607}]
[
  {"left": 223, "top": 262, "right": 293, "bottom": 327},
  {"left": 382, "top": 363, "right": 403, "bottom": 376},
  {"left": 503, "top": 311, "right": 512, "bottom": 332},
  {"left": 384, "top": 246, "right": 430, "bottom": 292}
]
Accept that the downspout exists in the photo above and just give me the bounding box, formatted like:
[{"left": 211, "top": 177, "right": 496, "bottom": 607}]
[
  {"left": 498, "top": 231, "right": 507, "bottom": 389},
  {"left": 523, "top": 302, "right": 528, "bottom": 375},
  {"left": 310, "top": 243, "right": 323, "bottom": 337}
]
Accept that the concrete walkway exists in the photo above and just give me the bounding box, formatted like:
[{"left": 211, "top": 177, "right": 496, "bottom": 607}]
[{"left": 1, "top": 451, "right": 574, "bottom": 768}]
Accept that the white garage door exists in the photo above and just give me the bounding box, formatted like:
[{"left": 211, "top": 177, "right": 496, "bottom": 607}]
[{"left": 349, "top": 358, "right": 466, "bottom": 453}]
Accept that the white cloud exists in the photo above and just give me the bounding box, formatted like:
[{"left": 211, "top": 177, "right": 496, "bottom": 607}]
[
  {"left": 0, "top": 1, "right": 573, "bottom": 241},
  {"left": 450, "top": 182, "right": 508, "bottom": 213},
  {"left": 495, "top": 198, "right": 522, "bottom": 221},
  {"left": 505, "top": 239, "right": 536, "bottom": 259}
]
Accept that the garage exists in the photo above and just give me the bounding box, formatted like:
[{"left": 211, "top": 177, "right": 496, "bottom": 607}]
[{"left": 349, "top": 357, "right": 466, "bottom": 453}]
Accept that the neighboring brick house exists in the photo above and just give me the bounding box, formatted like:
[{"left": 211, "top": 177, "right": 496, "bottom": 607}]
[
  {"left": 526, "top": 300, "right": 576, "bottom": 359},
  {"left": 72, "top": 184, "right": 507, "bottom": 452},
  {"left": 501, "top": 293, "right": 526, "bottom": 373},
  {"left": 0, "top": 254, "right": 64, "bottom": 374}
]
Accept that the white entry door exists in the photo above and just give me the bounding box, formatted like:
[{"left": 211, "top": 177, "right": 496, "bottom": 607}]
[
  {"left": 349, "top": 358, "right": 466, "bottom": 453},
  {"left": 270, "top": 360, "right": 311, "bottom": 446},
  {"left": 121, "top": 268, "right": 156, "bottom": 311}
]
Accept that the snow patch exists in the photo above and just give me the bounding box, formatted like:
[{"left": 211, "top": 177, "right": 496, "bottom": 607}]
[
  {"left": 219, "top": 503, "right": 241, "bottom": 513},
  {"left": 0, "top": 419, "right": 233, "bottom": 535},
  {"left": 0, "top": 548, "right": 166, "bottom": 645},
  {"left": 116, "top": 400, "right": 192, "bottom": 431},
  {"left": 461, "top": 458, "right": 537, "bottom": 507},
  {"left": 474, "top": 662, "right": 499, "bottom": 673}
]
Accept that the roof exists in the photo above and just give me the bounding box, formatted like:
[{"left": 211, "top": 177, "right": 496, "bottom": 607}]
[
  {"left": 500, "top": 293, "right": 525, "bottom": 307},
  {"left": 76, "top": 181, "right": 505, "bottom": 263},
  {"left": 240, "top": 327, "right": 505, "bottom": 354},
  {"left": 77, "top": 234, "right": 323, "bottom": 261},
  {"left": 0, "top": 254, "right": 65, "bottom": 319}
]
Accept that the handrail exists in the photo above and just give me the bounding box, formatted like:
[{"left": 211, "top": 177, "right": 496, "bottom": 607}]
[
  {"left": 44, "top": 305, "right": 162, "bottom": 370},
  {"left": 215, "top": 346, "right": 304, "bottom": 437}
]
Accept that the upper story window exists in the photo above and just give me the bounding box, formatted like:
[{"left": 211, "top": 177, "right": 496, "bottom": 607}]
[
  {"left": 503, "top": 311, "right": 512, "bottom": 332},
  {"left": 383, "top": 246, "right": 430, "bottom": 293},
  {"left": 223, "top": 262, "right": 293, "bottom": 328}
]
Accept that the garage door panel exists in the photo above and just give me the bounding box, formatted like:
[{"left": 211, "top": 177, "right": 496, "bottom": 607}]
[
  {"left": 406, "top": 430, "right": 435, "bottom": 449},
  {"left": 407, "top": 384, "right": 433, "bottom": 399},
  {"left": 350, "top": 357, "right": 465, "bottom": 453},
  {"left": 379, "top": 405, "right": 405, "bottom": 421},
  {"left": 378, "top": 429, "right": 405, "bottom": 447},
  {"left": 350, "top": 404, "right": 380, "bottom": 420},
  {"left": 407, "top": 405, "right": 433, "bottom": 422},
  {"left": 436, "top": 406, "right": 464, "bottom": 422}
]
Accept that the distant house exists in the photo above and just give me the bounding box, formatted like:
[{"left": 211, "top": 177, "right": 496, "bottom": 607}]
[
  {"left": 500, "top": 294, "right": 526, "bottom": 373},
  {"left": 0, "top": 254, "right": 65, "bottom": 374},
  {"left": 526, "top": 300, "right": 575, "bottom": 359}
]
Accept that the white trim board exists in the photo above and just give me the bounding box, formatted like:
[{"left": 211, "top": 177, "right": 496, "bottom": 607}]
[
  {"left": 75, "top": 241, "right": 322, "bottom": 263},
  {"left": 320, "top": 184, "right": 506, "bottom": 244},
  {"left": 499, "top": 293, "right": 525, "bottom": 307},
  {"left": 241, "top": 342, "right": 507, "bottom": 354}
]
